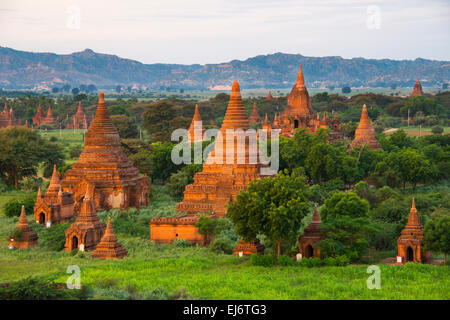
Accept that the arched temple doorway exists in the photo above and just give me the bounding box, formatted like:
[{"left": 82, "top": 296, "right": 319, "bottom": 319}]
[
  {"left": 294, "top": 119, "right": 299, "bottom": 129},
  {"left": 39, "top": 212, "right": 45, "bottom": 225},
  {"left": 305, "top": 245, "right": 314, "bottom": 258},
  {"left": 406, "top": 246, "right": 414, "bottom": 262},
  {"left": 71, "top": 236, "right": 79, "bottom": 251}
]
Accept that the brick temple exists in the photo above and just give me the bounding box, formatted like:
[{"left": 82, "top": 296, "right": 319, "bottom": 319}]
[
  {"left": 33, "top": 104, "right": 58, "bottom": 127},
  {"left": 349, "top": 104, "right": 382, "bottom": 150},
  {"left": 299, "top": 206, "right": 324, "bottom": 258},
  {"left": 233, "top": 238, "right": 265, "bottom": 256},
  {"left": 91, "top": 217, "right": 127, "bottom": 259},
  {"left": 397, "top": 198, "right": 431, "bottom": 264},
  {"left": 65, "top": 185, "right": 106, "bottom": 252},
  {"left": 0, "top": 103, "right": 22, "bottom": 128},
  {"left": 150, "top": 80, "right": 273, "bottom": 244},
  {"left": 61, "top": 92, "right": 150, "bottom": 213},
  {"left": 67, "top": 102, "right": 89, "bottom": 129},
  {"left": 33, "top": 165, "right": 75, "bottom": 227},
  {"left": 410, "top": 77, "right": 424, "bottom": 97},
  {"left": 270, "top": 65, "right": 342, "bottom": 140},
  {"left": 8, "top": 205, "right": 38, "bottom": 249}
]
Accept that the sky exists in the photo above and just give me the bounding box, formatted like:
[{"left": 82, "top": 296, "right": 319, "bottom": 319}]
[{"left": 1, "top": 0, "right": 449, "bottom": 64}]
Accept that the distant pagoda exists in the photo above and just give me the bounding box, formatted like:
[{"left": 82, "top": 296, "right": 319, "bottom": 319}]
[
  {"left": 248, "top": 103, "right": 262, "bottom": 124},
  {"left": 349, "top": 104, "right": 382, "bottom": 150},
  {"left": 266, "top": 91, "right": 273, "bottom": 100},
  {"left": 187, "top": 104, "right": 205, "bottom": 143},
  {"left": 67, "top": 102, "right": 89, "bottom": 129},
  {"left": 0, "top": 103, "right": 21, "bottom": 128},
  {"left": 410, "top": 78, "right": 424, "bottom": 97}
]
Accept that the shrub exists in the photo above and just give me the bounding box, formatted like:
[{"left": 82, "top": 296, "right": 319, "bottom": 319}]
[
  {"left": 140, "top": 287, "right": 169, "bottom": 300},
  {"left": 38, "top": 222, "right": 72, "bottom": 251},
  {"left": 210, "top": 236, "right": 235, "bottom": 254},
  {"left": 173, "top": 239, "right": 191, "bottom": 247},
  {"left": 297, "top": 257, "right": 324, "bottom": 268},
  {"left": 0, "top": 276, "right": 87, "bottom": 300},
  {"left": 249, "top": 254, "right": 274, "bottom": 267},
  {"left": 69, "top": 145, "right": 83, "bottom": 159},
  {"left": 20, "top": 177, "right": 43, "bottom": 192},
  {"left": 4, "top": 196, "right": 36, "bottom": 217},
  {"left": 277, "top": 255, "right": 294, "bottom": 266},
  {"left": 432, "top": 126, "right": 444, "bottom": 135}
]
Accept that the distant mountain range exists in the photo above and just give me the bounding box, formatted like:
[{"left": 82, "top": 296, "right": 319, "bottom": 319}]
[{"left": 0, "top": 46, "right": 448, "bottom": 90}]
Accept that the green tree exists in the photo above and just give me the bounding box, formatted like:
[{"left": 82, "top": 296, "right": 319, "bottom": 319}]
[
  {"left": 319, "top": 192, "right": 372, "bottom": 261},
  {"left": 423, "top": 213, "right": 450, "bottom": 264},
  {"left": 0, "top": 128, "right": 64, "bottom": 188},
  {"left": 195, "top": 216, "right": 217, "bottom": 245},
  {"left": 398, "top": 148, "right": 435, "bottom": 191},
  {"left": 143, "top": 102, "right": 178, "bottom": 142},
  {"left": 111, "top": 115, "right": 139, "bottom": 139},
  {"left": 227, "top": 170, "right": 309, "bottom": 256}
]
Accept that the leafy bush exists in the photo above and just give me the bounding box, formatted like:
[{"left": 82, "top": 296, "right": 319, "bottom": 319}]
[
  {"left": 20, "top": 177, "right": 43, "bottom": 192},
  {"left": 249, "top": 254, "right": 274, "bottom": 267},
  {"left": 173, "top": 239, "right": 191, "bottom": 247},
  {"left": 69, "top": 145, "right": 83, "bottom": 159},
  {"left": 210, "top": 236, "right": 235, "bottom": 254},
  {"left": 37, "top": 222, "right": 71, "bottom": 251},
  {"left": 140, "top": 287, "right": 169, "bottom": 300},
  {"left": 297, "top": 257, "right": 324, "bottom": 267},
  {"left": 3, "top": 195, "right": 36, "bottom": 217},
  {"left": 277, "top": 255, "right": 294, "bottom": 266},
  {"left": 432, "top": 126, "right": 444, "bottom": 135},
  {"left": 0, "top": 276, "right": 88, "bottom": 300}
]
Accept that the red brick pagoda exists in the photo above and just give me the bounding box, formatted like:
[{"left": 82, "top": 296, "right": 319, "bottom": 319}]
[
  {"left": 64, "top": 185, "right": 106, "bottom": 252},
  {"left": 61, "top": 92, "right": 150, "bottom": 213},
  {"left": 8, "top": 205, "right": 38, "bottom": 249},
  {"left": 187, "top": 104, "right": 205, "bottom": 143},
  {"left": 91, "top": 217, "right": 127, "bottom": 259},
  {"left": 397, "top": 198, "right": 431, "bottom": 264},
  {"left": 299, "top": 206, "right": 325, "bottom": 258},
  {"left": 349, "top": 104, "right": 382, "bottom": 150},
  {"left": 410, "top": 78, "right": 424, "bottom": 97}
]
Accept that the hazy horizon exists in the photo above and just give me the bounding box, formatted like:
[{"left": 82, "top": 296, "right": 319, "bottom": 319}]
[{"left": 1, "top": 0, "right": 449, "bottom": 64}]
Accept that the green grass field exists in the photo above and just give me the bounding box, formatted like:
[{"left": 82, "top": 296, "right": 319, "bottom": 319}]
[{"left": 0, "top": 205, "right": 448, "bottom": 300}]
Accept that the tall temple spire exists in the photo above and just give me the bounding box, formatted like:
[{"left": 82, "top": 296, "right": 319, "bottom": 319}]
[
  {"left": 47, "top": 165, "right": 61, "bottom": 193},
  {"left": 220, "top": 81, "right": 250, "bottom": 131},
  {"left": 311, "top": 205, "right": 321, "bottom": 223},
  {"left": 46, "top": 105, "right": 53, "bottom": 118},
  {"left": 18, "top": 205, "right": 29, "bottom": 229},
  {"left": 296, "top": 64, "right": 306, "bottom": 88},
  {"left": 406, "top": 197, "right": 420, "bottom": 226},
  {"left": 188, "top": 104, "right": 204, "bottom": 143},
  {"left": 77, "top": 101, "right": 83, "bottom": 114},
  {"left": 266, "top": 91, "right": 273, "bottom": 100},
  {"left": 84, "top": 91, "right": 118, "bottom": 145}
]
